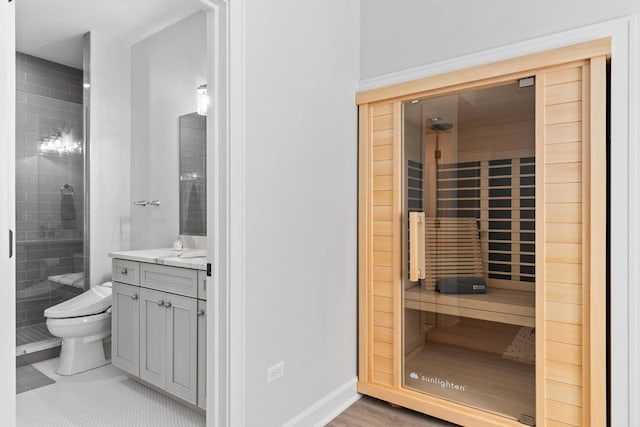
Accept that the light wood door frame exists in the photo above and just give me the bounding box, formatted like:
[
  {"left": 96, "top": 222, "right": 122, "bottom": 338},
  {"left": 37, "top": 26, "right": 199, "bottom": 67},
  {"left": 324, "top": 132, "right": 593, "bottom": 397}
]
[{"left": 358, "top": 38, "right": 609, "bottom": 427}]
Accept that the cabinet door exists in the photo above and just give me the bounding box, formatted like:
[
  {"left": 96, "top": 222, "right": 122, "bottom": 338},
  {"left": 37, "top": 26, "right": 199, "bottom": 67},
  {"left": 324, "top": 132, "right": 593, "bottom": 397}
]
[
  {"left": 165, "top": 293, "right": 198, "bottom": 404},
  {"left": 112, "top": 282, "right": 140, "bottom": 376},
  {"left": 197, "top": 299, "right": 206, "bottom": 410},
  {"left": 140, "top": 287, "right": 167, "bottom": 389}
]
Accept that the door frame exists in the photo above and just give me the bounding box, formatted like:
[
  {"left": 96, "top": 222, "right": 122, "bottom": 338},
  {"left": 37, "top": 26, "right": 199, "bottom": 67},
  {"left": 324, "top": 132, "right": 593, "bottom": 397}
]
[
  {"left": 197, "top": 0, "right": 246, "bottom": 426},
  {"left": 0, "top": 0, "right": 16, "bottom": 423}
]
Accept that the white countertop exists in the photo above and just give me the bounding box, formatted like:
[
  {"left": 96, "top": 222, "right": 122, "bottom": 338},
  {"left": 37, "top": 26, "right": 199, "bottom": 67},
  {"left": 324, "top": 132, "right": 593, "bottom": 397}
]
[{"left": 108, "top": 248, "right": 208, "bottom": 271}]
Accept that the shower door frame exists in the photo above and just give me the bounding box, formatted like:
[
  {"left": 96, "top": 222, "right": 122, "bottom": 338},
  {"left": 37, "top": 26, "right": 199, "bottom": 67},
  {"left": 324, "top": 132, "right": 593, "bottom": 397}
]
[{"left": 357, "top": 38, "right": 609, "bottom": 426}]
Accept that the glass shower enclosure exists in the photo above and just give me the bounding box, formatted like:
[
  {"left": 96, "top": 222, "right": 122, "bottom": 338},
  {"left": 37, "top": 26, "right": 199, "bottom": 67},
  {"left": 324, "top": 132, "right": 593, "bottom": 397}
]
[{"left": 15, "top": 40, "right": 90, "bottom": 358}]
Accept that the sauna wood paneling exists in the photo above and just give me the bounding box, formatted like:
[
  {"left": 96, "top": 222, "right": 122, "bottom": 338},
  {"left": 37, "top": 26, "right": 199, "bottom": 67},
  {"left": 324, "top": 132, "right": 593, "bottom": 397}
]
[{"left": 360, "top": 101, "right": 401, "bottom": 388}]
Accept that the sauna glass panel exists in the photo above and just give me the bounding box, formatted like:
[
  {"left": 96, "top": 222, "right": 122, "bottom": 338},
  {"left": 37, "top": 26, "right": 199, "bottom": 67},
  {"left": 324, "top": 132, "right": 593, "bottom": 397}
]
[{"left": 402, "top": 82, "right": 536, "bottom": 423}]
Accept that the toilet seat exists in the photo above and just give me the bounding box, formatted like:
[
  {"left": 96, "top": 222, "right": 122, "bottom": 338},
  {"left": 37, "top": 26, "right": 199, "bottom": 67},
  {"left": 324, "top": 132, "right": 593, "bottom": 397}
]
[
  {"left": 45, "top": 282, "right": 112, "bottom": 319},
  {"left": 46, "top": 310, "right": 111, "bottom": 328}
]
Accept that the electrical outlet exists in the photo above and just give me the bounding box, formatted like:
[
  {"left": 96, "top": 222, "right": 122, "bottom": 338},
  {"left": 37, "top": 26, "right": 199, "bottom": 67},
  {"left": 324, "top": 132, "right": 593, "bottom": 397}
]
[{"left": 267, "top": 361, "right": 284, "bottom": 383}]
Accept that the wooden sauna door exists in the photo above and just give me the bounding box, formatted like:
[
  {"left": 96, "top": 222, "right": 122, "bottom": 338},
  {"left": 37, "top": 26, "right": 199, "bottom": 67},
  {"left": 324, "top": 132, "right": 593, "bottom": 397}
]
[{"left": 357, "top": 39, "right": 608, "bottom": 427}]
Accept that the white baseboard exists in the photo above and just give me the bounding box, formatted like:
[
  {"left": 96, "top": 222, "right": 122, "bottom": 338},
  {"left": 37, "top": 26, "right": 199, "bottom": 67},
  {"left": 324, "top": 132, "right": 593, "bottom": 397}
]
[{"left": 281, "top": 377, "right": 360, "bottom": 427}]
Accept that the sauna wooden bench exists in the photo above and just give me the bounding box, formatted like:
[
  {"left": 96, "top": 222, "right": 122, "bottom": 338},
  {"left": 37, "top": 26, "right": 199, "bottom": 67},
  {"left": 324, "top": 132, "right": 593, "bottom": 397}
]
[{"left": 404, "top": 286, "right": 535, "bottom": 327}]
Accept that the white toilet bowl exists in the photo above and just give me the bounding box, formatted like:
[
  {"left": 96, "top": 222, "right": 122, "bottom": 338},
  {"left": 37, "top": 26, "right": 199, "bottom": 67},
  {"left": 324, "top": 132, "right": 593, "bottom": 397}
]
[{"left": 45, "top": 282, "right": 112, "bottom": 375}]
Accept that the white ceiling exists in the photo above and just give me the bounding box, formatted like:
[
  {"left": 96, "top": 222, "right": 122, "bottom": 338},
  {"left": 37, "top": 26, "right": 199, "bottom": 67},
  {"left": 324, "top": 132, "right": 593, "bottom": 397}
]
[{"left": 16, "top": 0, "right": 202, "bottom": 69}]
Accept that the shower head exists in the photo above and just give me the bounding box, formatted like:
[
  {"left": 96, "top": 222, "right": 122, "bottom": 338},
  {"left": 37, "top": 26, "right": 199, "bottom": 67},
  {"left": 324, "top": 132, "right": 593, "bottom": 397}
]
[{"left": 430, "top": 123, "right": 454, "bottom": 132}]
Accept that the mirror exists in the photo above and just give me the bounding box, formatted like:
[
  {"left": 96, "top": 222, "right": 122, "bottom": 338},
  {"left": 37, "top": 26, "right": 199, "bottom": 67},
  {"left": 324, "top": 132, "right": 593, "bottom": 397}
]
[{"left": 179, "top": 113, "right": 206, "bottom": 236}]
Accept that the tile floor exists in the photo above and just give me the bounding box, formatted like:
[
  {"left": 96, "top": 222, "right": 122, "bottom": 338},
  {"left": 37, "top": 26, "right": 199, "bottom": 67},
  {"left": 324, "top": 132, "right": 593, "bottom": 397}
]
[{"left": 17, "top": 358, "right": 205, "bottom": 427}]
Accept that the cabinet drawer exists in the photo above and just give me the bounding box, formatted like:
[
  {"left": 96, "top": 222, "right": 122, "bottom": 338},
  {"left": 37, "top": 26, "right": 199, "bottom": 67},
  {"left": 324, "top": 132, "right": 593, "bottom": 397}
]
[
  {"left": 112, "top": 259, "right": 140, "bottom": 285},
  {"left": 140, "top": 263, "right": 198, "bottom": 298},
  {"left": 197, "top": 271, "right": 207, "bottom": 300}
]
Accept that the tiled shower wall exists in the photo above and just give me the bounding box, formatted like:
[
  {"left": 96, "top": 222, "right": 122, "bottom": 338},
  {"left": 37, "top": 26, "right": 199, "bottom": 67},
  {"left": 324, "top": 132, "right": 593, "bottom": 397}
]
[{"left": 15, "top": 53, "right": 85, "bottom": 329}]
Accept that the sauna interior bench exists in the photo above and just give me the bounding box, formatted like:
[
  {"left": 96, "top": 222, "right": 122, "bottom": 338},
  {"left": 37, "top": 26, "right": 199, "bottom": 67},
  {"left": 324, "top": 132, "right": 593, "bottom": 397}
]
[{"left": 404, "top": 286, "right": 535, "bottom": 327}]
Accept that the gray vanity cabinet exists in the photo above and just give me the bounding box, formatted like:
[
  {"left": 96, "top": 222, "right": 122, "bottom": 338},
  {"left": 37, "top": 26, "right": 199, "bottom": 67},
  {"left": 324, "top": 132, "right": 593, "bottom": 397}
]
[
  {"left": 112, "top": 282, "right": 140, "bottom": 376},
  {"left": 111, "top": 257, "right": 205, "bottom": 409}
]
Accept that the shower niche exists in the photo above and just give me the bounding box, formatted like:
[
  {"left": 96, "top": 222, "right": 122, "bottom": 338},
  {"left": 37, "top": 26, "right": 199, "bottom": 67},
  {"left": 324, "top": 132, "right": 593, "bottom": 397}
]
[{"left": 357, "top": 39, "right": 608, "bottom": 426}]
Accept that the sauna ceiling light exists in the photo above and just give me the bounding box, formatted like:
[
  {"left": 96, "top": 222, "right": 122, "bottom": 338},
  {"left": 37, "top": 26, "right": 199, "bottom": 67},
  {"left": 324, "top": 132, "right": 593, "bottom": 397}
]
[
  {"left": 411, "top": 99, "right": 420, "bottom": 104},
  {"left": 197, "top": 84, "right": 208, "bottom": 116}
]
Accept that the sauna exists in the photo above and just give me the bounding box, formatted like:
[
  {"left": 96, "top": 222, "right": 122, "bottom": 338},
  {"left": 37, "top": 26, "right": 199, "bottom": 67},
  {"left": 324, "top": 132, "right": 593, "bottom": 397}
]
[{"left": 358, "top": 39, "right": 608, "bottom": 426}]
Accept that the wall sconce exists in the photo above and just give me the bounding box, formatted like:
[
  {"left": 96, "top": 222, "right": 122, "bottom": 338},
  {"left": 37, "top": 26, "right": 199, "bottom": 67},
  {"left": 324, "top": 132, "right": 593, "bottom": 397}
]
[{"left": 197, "top": 84, "right": 208, "bottom": 116}]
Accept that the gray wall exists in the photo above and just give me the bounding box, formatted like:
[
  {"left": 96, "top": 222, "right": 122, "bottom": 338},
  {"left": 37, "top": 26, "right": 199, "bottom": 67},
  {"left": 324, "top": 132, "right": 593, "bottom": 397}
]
[
  {"left": 360, "top": 0, "right": 639, "bottom": 79},
  {"left": 130, "top": 11, "right": 207, "bottom": 249},
  {"left": 243, "top": 0, "right": 360, "bottom": 425},
  {"left": 15, "top": 53, "right": 84, "bottom": 328}
]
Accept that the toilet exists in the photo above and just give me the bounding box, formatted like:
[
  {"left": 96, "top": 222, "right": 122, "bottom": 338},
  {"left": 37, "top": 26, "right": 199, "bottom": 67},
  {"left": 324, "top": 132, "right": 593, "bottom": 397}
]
[{"left": 45, "top": 282, "right": 113, "bottom": 375}]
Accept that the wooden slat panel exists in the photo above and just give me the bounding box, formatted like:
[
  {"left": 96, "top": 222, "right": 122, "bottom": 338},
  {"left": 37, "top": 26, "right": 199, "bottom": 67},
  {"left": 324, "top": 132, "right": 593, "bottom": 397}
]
[
  {"left": 372, "top": 369, "right": 393, "bottom": 386},
  {"left": 545, "top": 142, "right": 582, "bottom": 164},
  {"left": 546, "top": 341, "right": 582, "bottom": 365},
  {"left": 545, "top": 223, "right": 582, "bottom": 244},
  {"left": 372, "top": 103, "right": 393, "bottom": 116},
  {"left": 373, "top": 221, "right": 393, "bottom": 236},
  {"left": 372, "top": 236, "right": 392, "bottom": 252},
  {"left": 546, "top": 262, "right": 582, "bottom": 284},
  {"left": 372, "top": 129, "right": 393, "bottom": 146},
  {"left": 373, "top": 266, "right": 393, "bottom": 282},
  {"left": 545, "top": 102, "right": 582, "bottom": 125},
  {"left": 373, "top": 295, "right": 393, "bottom": 313},
  {"left": 547, "top": 321, "right": 582, "bottom": 346},
  {"left": 545, "top": 162, "right": 582, "bottom": 184},
  {"left": 546, "top": 282, "right": 582, "bottom": 305},
  {"left": 372, "top": 311, "right": 393, "bottom": 328},
  {"left": 373, "top": 325, "right": 393, "bottom": 344},
  {"left": 545, "top": 183, "right": 582, "bottom": 203},
  {"left": 546, "top": 419, "right": 579, "bottom": 427},
  {"left": 546, "top": 243, "right": 581, "bottom": 264},
  {"left": 547, "top": 380, "right": 583, "bottom": 407},
  {"left": 372, "top": 160, "right": 392, "bottom": 176},
  {"left": 373, "top": 340, "right": 393, "bottom": 359},
  {"left": 372, "top": 114, "right": 393, "bottom": 131},
  {"left": 373, "top": 144, "right": 393, "bottom": 161},
  {"left": 373, "top": 191, "right": 393, "bottom": 206},
  {"left": 372, "top": 355, "right": 393, "bottom": 373},
  {"left": 545, "top": 203, "right": 582, "bottom": 223},
  {"left": 546, "top": 301, "right": 582, "bottom": 325},
  {"left": 373, "top": 251, "right": 393, "bottom": 267},
  {"left": 372, "top": 280, "right": 393, "bottom": 297},
  {"left": 547, "top": 360, "right": 582, "bottom": 386},
  {"left": 545, "top": 122, "right": 582, "bottom": 144},
  {"left": 372, "top": 206, "right": 393, "bottom": 221},
  {"left": 545, "top": 81, "right": 582, "bottom": 105},
  {"left": 545, "top": 67, "right": 583, "bottom": 86},
  {"left": 373, "top": 175, "right": 393, "bottom": 190},
  {"left": 547, "top": 399, "right": 582, "bottom": 426}
]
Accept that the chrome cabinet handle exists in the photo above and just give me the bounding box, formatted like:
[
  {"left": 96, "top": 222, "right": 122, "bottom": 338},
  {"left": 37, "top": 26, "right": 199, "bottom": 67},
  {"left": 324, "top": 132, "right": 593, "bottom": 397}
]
[
  {"left": 121, "top": 268, "right": 128, "bottom": 275},
  {"left": 131, "top": 294, "right": 138, "bottom": 300},
  {"left": 133, "top": 200, "right": 148, "bottom": 207},
  {"left": 197, "top": 310, "right": 205, "bottom": 317},
  {"left": 157, "top": 300, "right": 164, "bottom": 306},
  {"left": 165, "top": 302, "right": 172, "bottom": 309},
  {"left": 149, "top": 200, "right": 161, "bottom": 207}
]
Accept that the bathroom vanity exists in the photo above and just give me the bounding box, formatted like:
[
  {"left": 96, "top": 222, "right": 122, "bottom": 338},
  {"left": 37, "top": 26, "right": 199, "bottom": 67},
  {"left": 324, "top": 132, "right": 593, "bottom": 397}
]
[{"left": 108, "top": 249, "right": 207, "bottom": 410}]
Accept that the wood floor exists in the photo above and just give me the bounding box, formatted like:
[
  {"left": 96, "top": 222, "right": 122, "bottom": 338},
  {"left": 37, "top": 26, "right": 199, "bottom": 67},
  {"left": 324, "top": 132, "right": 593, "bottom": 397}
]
[{"left": 327, "top": 396, "right": 459, "bottom": 427}]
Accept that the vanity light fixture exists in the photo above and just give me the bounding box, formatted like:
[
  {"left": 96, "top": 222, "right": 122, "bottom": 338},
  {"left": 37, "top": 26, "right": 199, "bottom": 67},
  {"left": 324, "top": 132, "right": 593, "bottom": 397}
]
[
  {"left": 197, "top": 84, "right": 208, "bottom": 116},
  {"left": 38, "top": 131, "right": 82, "bottom": 156}
]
